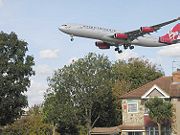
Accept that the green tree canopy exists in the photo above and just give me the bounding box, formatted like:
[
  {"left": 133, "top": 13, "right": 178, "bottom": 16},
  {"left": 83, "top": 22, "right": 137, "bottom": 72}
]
[
  {"left": 43, "top": 53, "right": 118, "bottom": 135},
  {"left": 112, "top": 58, "right": 164, "bottom": 95},
  {"left": 43, "top": 53, "right": 164, "bottom": 134},
  {"left": 145, "top": 97, "right": 173, "bottom": 135},
  {"left": 0, "top": 32, "right": 35, "bottom": 126},
  {"left": 2, "top": 105, "right": 52, "bottom": 135}
]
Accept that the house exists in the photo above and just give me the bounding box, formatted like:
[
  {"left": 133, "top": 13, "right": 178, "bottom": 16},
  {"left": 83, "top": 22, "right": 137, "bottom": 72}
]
[
  {"left": 91, "top": 70, "right": 180, "bottom": 135},
  {"left": 90, "top": 126, "right": 120, "bottom": 135},
  {"left": 120, "top": 70, "right": 180, "bottom": 135}
]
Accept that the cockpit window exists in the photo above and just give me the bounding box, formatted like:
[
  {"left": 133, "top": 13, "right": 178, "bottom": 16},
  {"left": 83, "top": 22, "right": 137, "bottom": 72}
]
[{"left": 62, "top": 24, "right": 67, "bottom": 26}]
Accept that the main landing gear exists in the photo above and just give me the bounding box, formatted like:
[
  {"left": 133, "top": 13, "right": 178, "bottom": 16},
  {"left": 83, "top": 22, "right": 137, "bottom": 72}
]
[
  {"left": 115, "top": 47, "right": 122, "bottom": 54},
  {"left": 123, "top": 45, "right": 128, "bottom": 50},
  {"left": 129, "top": 45, "right": 134, "bottom": 50},
  {"left": 123, "top": 44, "right": 134, "bottom": 50},
  {"left": 115, "top": 45, "right": 135, "bottom": 54}
]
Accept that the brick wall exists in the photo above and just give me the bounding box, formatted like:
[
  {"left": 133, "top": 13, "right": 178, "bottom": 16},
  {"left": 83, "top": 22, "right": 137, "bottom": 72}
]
[{"left": 122, "top": 99, "right": 144, "bottom": 126}]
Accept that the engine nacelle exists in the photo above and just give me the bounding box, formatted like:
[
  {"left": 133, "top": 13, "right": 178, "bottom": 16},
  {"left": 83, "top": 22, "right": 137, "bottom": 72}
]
[
  {"left": 140, "top": 27, "right": 154, "bottom": 33},
  {"left": 95, "top": 41, "right": 110, "bottom": 49},
  {"left": 159, "top": 34, "right": 173, "bottom": 44},
  {"left": 114, "top": 33, "right": 128, "bottom": 39},
  {"left": 159, "top": 37, "right": 173, "bottom": 44}
]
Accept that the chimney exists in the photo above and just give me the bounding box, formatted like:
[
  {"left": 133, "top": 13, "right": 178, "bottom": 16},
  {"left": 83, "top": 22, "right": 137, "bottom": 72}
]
[{"left": 172, "top": 69, "right": 180, "bottom": 82}]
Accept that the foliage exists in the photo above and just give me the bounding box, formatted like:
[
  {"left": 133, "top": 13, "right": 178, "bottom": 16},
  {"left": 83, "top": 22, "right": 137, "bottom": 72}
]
[
  {"left": 112, "top": 80, "right": 132, "bottom": 98},
  {"left": 112, "top": 58, "right": 163, "bottom": 95},
  {"left": 43, "top": 53, "right": 118, "bottom": 134},
  {"left": 43, "top": 92, "right": 79, "bottom": 135},
  {"left": 145, "top": 97, "right": 173, "bottom": 135},
  {"left": 0, "top": 32, "right": 35, "bottom": 126},
  {"left": 2, "top": 105, "right": 52, "bottom": 135},
  {"left": 43, "top": 53, "right": 164, "bottom": 134}
]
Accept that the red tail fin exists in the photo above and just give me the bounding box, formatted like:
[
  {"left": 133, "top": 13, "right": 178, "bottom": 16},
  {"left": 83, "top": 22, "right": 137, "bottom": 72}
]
[{"left": 159, "top": 23, "right": 180, "bottom": 44}]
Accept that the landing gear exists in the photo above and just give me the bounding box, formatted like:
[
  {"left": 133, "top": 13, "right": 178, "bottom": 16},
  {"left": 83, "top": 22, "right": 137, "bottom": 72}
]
[
  {"left": 129, "top": 46, "right": 134, "bottom": 50},
  {"left": 123, "top": 45, "right": 128, "bottom": 49},
  {"left": 70, "top": 38, "right": 74, "bottom": 41},
  {"left": 70, "top": 35, "right": 74, "bottom": 41},
  {"left": 115, "top": 47, "right": 119, "bottom": 51},
  {"left": 115, "top": 44, "right": 134, "bottom": 53},
  {"left": 115, "top": 47, "right": 123, "bottom": 53},
  {"left": 118, "top": 50, "right": 122, "bottom": 53}
]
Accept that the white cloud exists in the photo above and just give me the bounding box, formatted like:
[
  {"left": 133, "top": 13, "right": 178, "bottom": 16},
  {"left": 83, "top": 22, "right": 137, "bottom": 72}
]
[
  {"left": 40, "top": 49, "right": 59, "bottom": 59},
  {"left": 27, "top": 80, "right": 48, "bottom": 107},
  {"left": 115, "top": 50, "right": 139, "bottom": 61},
  {"left": 35, "top": 64, "right": 54, "bottom": 76},
  {"left": 158, "top": 44, "right": 180, "bottom": 57}
]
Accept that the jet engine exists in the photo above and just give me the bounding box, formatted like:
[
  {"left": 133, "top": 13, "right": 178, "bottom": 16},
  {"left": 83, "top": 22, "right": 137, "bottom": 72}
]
[
  {"left": 159, "top": 37, "right": 172, "bottom": 44},
  {"left": 114, "top": 33, "right": 128, "bottom": 39},
  {"left": 95, "top": 41, "right": 110, "bottom": 49},
  {"left": 140, "top": 27, "right": 154, "bottom": 33}
]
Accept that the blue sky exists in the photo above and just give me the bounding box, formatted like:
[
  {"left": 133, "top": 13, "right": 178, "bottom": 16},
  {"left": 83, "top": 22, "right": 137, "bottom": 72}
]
[{"left": 0, "top": 0, "right": 180, "bottom": 106}]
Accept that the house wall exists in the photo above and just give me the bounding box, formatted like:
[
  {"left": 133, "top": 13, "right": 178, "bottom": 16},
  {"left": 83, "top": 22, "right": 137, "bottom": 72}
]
[
  {"left": 122, "top": 99, "right": 144, "bottom": 126},
  {"left": 171, "top": 98, "right": 180, "bottom": 135}
]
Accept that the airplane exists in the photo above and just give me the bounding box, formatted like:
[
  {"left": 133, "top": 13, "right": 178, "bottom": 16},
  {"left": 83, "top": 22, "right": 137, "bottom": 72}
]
[{"left": 59, "top": 17, "right": 180, "bottom": 53}]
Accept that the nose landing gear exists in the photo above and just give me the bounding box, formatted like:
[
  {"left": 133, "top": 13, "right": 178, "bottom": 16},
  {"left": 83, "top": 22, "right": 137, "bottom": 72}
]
[{"left": 70, "top": 35, "right": 74, "bottom": 41}]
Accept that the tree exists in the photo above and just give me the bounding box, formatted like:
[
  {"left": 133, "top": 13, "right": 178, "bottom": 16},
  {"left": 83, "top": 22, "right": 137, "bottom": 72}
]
[
  {"left": 145, "top": 97, "right": 173, "bottom": 135},
  {"left": 43, "top": 91, "right": 79, "bottom": 135},
  {"left": 2, "top": 105, "right": 52, "bottom": 135},
  {"left": 43, "top": 54, "right": 164, "bottom": 134},
  {"left": 0, "top": 32, "right": 35, "bottom": 126},
  {"left": 112, "top": 58, "right": 163, "bottom": 93},
  {"left": 43, "top": 53, "right": 118, "bottom": 135}
]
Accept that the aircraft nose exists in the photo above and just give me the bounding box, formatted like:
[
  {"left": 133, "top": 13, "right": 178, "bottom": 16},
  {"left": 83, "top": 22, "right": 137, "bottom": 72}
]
[
  {"left": 59, "top": 24, "right": 70, "bottom": 33},
  {"left": 59, "top": 26, "right": 65, "bottom": 32}
]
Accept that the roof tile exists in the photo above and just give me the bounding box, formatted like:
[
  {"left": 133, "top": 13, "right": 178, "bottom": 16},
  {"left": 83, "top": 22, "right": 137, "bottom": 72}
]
[{"left": 120, "top": 76, "right": 180, "bottom": 98}]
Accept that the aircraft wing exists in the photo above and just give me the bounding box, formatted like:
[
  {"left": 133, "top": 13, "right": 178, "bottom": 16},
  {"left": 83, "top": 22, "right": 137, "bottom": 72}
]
[{"left": 124, "top": 17, "right": 180, "bottom": 41}]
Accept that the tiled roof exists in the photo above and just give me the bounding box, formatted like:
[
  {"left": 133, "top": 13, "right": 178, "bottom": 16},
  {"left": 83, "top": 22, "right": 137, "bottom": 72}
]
[
  {"left": 91, "top": 125, "right": 145, "bottom": 134},
  {"left": 119, "top": 125, "right": 145, "bottom": 130},
  {"left": 90, "top": 126, "right": 120, "bottom": 134},
  {"left": 120, "top": 76, "right": 180, "bottom": 99}
]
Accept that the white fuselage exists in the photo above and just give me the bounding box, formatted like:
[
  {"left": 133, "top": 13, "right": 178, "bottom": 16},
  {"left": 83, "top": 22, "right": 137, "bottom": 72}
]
[{"left": 59, "top": 24, "right": 168, "bottom": 47}]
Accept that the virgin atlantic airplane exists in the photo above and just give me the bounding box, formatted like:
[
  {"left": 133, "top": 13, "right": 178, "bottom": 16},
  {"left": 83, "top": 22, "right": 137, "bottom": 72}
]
[{"left": 59, "top": 17, "right": 180, "bottom": 53}]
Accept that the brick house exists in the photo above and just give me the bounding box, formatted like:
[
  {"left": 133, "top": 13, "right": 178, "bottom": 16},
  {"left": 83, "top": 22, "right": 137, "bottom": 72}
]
[
  {"left": 120, "top": 70, "right": 180, "bottom": 135},
  {"left": 91, "top": 70, "right": 180, "bottom": 135}
]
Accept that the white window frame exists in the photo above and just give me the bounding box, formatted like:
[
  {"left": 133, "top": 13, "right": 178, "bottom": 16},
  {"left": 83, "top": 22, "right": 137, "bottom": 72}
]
[{"left": 127, "top": 100, "right": 138, "bottom": 113}]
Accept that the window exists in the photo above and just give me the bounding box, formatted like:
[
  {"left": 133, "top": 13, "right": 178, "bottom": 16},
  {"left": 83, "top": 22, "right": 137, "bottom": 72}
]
[
  {"left": 146, "top": 127, "right": 158, "bottom": 135},
  {"left": 146, "top": 127, "right": 171, "bottom": 135},
  {"left": 127, "top": 100, "right": 138, "bottom": 113},
  {"left": 128, "top": 132, "right": 142, "bottom": 135}
]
